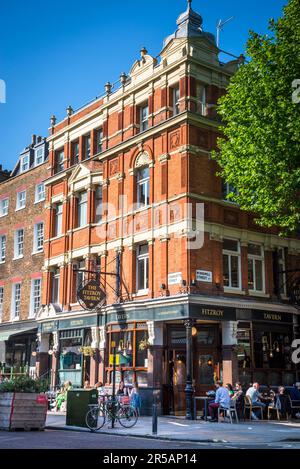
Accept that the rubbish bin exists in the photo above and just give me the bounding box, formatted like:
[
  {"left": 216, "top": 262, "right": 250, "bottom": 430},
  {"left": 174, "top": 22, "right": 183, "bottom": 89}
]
[{"left": 66, "top": 389, "right": 98, "bottom": 428}]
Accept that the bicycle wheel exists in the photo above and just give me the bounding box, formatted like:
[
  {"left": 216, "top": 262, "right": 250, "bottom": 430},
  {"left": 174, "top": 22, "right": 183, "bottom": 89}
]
[
  {"left": 117, "top": 405, "right": 138, "bottom": 428},
  {"left": 86, "top": 406, "right": 105, "bottom": 431}
]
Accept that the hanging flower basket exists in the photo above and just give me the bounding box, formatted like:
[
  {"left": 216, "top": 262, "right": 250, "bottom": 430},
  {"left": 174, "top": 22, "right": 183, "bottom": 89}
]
[
  {"left": 79, "top": 346, "right": 95, "bottom": 357},
  {"left": 138, "top": 338, "right": 150, "bottom": 351}
]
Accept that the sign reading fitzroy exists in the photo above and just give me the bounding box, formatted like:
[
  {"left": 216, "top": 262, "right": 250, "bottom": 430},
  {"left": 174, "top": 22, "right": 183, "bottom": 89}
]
[
  {"left": 77, "top": 280, "right": 106, "bottom": 311},
  {"left": 290, "top": 278, "right": 300, "bottom": 307}
]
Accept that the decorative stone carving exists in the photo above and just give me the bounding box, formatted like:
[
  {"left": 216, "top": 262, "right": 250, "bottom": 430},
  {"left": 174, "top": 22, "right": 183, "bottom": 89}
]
[
  {"left": 134, "top": 151, "right": 149, "bottom": 169},
  {"left": 109, "top": 158, "right": 120, "bottom": 176},
  {"left": 169, "top": 131, "right": 180, "bottom": 150},
  {"left": 147, "top": 321, "right": 155, "bottom": 346}
]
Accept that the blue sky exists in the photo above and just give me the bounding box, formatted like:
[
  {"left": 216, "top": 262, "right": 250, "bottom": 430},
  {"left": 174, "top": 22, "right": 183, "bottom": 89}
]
[{"left": 0, "top": 0, "right": 287, "bottom": 170}]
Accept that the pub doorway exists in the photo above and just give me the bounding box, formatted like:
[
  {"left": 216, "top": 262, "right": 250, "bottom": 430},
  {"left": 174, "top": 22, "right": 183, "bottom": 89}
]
[{"left": 164, "top": 324, "right": 220, "bottom": 415}]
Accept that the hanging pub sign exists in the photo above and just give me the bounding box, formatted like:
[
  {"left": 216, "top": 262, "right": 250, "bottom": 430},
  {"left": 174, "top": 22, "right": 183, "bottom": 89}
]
[
  {"left": 290, "top": 278, "right": 300, "bottom": 307},
  {"left": 77, "top": 279, "right": 106, "bottom": 311}
]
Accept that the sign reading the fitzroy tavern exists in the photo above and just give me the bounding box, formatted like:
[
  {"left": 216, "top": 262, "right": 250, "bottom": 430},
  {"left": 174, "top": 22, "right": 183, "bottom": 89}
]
[{"left": 77, "top": 280, "right": 106, "bottom": 311}]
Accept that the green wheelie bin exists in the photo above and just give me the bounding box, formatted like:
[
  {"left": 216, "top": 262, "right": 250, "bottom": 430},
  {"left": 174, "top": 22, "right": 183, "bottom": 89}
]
[{"left": 66, "top": 389, "right": 98, "bottom": 428}]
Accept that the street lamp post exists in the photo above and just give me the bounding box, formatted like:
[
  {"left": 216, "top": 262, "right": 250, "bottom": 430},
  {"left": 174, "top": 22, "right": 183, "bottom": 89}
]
[{"left": 184, "top": 319, "right": 194, "bottom": 420}]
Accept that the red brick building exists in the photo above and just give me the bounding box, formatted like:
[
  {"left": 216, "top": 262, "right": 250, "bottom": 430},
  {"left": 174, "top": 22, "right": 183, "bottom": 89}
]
[
  {"left": 0, "top": 135, "right": 48, "bottom": 378},
  {"left": 36, "top": 2, "right": 300, "bottom": 414}
]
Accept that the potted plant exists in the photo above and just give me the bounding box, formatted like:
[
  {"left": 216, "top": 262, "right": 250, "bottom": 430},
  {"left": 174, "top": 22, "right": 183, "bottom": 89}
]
[{"left": 0, "top": 376, "right": 48, "bottom": 431}]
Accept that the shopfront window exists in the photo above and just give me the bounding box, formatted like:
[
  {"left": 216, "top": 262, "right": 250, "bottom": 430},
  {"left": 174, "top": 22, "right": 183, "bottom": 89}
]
[
  {"left": 253, "top": 326, "right": 293, "bottom": 370},
  {"left": 106, "top": 322, "right": 148, "bottom": 385},
  {"left": 59, "top": 333, "right": 83, "bottom": 371},
  {"left": 237, "top": 323, "right": 252, "bottom": 369}
]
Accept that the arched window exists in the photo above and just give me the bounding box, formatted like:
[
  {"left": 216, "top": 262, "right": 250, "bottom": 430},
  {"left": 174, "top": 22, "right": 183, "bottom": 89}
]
[{"left": 135, "top": 151, "right": 150, "bottom": 208}]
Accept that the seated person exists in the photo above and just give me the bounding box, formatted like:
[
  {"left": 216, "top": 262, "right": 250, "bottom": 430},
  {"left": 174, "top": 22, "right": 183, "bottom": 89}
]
[
  {"left": 84, "top": 380, "right": 91, "bottom": 389},
  {"left": 273, "top": 386, "right": 292, "bottom": 419},
  {"left": 95, "top": 382, "right": 106, "bottom": 400},
  {"left": 208, "top": 381, "right": 231, "bottom": 422},
  {"left": 226, "top": 383, "right": 235, "bottom": 397},
  {"left": 232, "top": 382, "right": 244, "bottom": 419},
  {"left": 246, "top": 382, "right": 266, "bottom": 420}
]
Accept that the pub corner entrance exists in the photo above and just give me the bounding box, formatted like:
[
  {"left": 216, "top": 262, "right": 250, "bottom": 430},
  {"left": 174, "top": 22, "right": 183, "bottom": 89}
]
[{"left": 164, "top": 323, "right": 221, "bottom": 415}]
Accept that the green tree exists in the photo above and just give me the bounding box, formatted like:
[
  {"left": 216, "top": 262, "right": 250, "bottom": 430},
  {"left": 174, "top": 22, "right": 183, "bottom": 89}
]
[{"left": 213, "top": 0, "right": 300, "bottom": 234}]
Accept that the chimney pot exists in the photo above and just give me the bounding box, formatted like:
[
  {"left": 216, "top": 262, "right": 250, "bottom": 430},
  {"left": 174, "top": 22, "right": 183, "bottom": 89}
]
[{"left": 32, "top": 134, "right": 37, "bottom": 145}]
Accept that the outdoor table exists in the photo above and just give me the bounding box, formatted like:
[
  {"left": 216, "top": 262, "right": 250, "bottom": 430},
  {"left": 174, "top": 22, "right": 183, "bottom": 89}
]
[{"left": 194, "top": 396, "right": 212, "bottom": 421}]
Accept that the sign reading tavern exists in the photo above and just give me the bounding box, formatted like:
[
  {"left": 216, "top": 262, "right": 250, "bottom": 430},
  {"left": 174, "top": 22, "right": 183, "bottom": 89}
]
[{"left": 77, "top": 280, "right": 106, "bottom": 311}]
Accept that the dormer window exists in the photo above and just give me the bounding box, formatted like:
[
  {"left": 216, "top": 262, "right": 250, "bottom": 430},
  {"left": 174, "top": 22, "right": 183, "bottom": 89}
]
[
  {"left": 35, "top": 146, "right": 44, "bottom": 166},
  {"left": 21, "top": 154, "right": 29, "bottom": 173}
]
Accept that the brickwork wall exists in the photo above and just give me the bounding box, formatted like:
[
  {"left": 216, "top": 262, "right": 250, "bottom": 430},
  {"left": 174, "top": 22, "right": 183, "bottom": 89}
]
[{"left": 0, "top": 163, "right": 48, "bottom": 323}]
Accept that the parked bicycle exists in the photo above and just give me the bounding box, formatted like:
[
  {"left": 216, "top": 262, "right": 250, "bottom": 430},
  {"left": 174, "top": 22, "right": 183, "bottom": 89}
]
[{"left": 85, "top": 395, "right": 138, "bottom": 431}]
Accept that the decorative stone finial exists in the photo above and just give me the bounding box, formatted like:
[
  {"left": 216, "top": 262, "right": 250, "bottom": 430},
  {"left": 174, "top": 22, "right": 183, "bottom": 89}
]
[
  {"left": 140, "top": 47, "right": 148, "bottom": 58},
  {"left": 120, "top": 72, "right": 127, "bottom": 87},
  {"left": 50, "top": 115, "right": 57, "bottom": 126},
  {"left": 105, "top": 82, "right": 112, "bottom": 95},
  {"left": 66, "top": 105, "right": 74, "bottom": 117}
]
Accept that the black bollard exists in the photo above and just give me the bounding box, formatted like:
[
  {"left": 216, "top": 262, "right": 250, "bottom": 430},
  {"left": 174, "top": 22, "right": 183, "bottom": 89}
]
[{"left": 152, "top": 399, "right": 157, "bottom": 436}]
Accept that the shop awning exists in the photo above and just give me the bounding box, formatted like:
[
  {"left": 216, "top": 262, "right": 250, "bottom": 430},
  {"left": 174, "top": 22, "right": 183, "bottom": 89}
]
[{"left": 0, "top": 327, "right": 37, "bottom": 342}]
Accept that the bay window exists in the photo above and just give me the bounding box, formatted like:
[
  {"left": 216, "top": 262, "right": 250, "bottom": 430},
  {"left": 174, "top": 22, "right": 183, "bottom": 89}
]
[{"left": 223, "top": 239, "right": 241, "bottom": 289}]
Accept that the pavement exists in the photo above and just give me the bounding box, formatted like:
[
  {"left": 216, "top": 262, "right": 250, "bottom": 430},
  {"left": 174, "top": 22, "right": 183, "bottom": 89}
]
[{"left": 46, "top": 412, "right": 300, "bottom": 446}]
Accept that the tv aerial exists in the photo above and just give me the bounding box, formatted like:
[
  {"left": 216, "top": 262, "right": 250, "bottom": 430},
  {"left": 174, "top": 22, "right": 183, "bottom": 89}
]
[{"left": 216, "top": 17, "right": 234, "bottom": 48}]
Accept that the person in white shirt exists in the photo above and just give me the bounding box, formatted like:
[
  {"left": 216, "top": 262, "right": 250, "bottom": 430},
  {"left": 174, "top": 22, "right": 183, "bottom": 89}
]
[
  {"left": 246, "top": 382, "right": 266, "bottom": 420},
  {"left": 208, "top": 381, "right": 231, "bottom": 422}
]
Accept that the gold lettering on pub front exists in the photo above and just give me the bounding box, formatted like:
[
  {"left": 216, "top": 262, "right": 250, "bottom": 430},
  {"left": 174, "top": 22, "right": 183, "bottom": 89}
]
[{"left": 201, "top": 308, "right": 224, "bottom": 317}]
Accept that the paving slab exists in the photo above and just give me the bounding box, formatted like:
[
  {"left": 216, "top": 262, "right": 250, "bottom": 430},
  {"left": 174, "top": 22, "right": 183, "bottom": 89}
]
[{"left": 46, "top": 412, "right": 300, "bottom": 445}]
